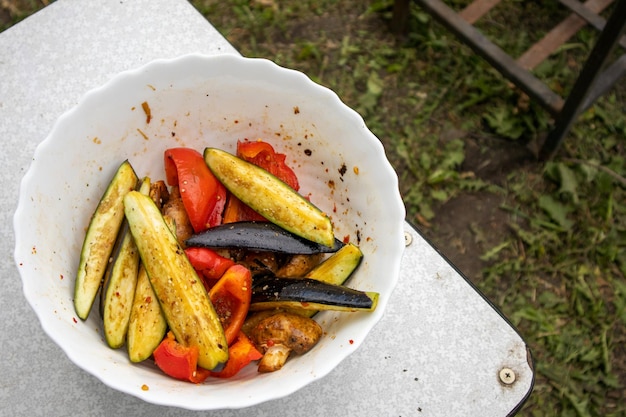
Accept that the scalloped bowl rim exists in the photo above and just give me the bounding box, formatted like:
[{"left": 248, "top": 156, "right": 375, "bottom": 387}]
[{"left": 13, "top": 54, "right": 405, "bottom": 410}]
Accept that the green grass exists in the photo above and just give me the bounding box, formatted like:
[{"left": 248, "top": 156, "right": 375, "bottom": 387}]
[{"left": 3, "top": 1, "right": 625, "bottom": 415}]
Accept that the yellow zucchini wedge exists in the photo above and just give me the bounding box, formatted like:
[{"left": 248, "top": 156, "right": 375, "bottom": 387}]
[
  {"left": 306, "top": 243, "right": 363, "bottom": 284},
  {"left": 123, "top": 191, "right": 228, "bottom": 370},
  {"left": 101, "top": 178, "right": 151, "bottom": 348},
  {"left": 101, "top": 223, "right": 140, "bottom": 348},
  {"left": 203, "top": 147, "right": 335, "bottom": 248},
  {"left": 127, "top": 264, "right": 167, "bottom": 362},
  {"left": 74, "top": 160, "right": 138, "bottom": 320},
  {"left": 300, "top": 243, "right": 364, "bottom": 317},
  {"left": 127, "top": 201, "right": 172, "bottom": 362}
]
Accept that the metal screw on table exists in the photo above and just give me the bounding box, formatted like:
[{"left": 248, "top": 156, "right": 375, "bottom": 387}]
[{"left": 499, "top": 367, "right": 516, "bottom": 385}]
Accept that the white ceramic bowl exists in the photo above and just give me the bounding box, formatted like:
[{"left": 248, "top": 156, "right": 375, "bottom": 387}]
[{"left": 14, "top": 54, "right": 405, "bottom": 410}]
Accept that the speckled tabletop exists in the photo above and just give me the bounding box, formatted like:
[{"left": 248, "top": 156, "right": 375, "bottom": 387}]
[{"left": 0, "top": 1, "right": 533, "bottom": 416}]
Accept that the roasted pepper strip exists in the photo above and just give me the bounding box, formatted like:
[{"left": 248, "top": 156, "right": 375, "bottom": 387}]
[
  {"left": 209, "top": 264, "right": 253, "bottom": 346},
  {"left": 222, "top": 194, "right": 266, "bottom": 223},
  {"left": 153, "top": 331, "right": 211, "bottom": 384},
  {"left": 222, "top": 140, "right": 300, "bottom": 223},
  {"left": 164, "top": 147, "right": 226, "bottom": 232},
  {"left": 237, "top": 140, "right": 299, "bottom": 191},
  {"left": 210, "top": 332, "right": 263, "bottom": 379},
  {"left": 185, "top": 246, "right": 235, "bottom": 290}
]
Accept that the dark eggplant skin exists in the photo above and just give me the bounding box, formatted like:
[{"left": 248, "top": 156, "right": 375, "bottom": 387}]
[
  {"left": 185, "top": 221, "right": 344, "bottom": 254},
  {"left": 251, "top": 276, "right": 375, "bottom": 310}
]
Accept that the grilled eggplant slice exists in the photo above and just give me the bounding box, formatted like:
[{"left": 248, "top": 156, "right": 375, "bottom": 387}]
[
  {"left": 203, "top": 147, "right": 335, "bottom": 248},
  {"left": 296, "top": 243, "right": 364, "bottom": 318},
  {"left": 74, "top": 160, "right": 138, "bottom": 320},
  {"left": 124, "top": 191, "right": 228, "bottom": 370},
  {"left": 186, "top": 221, "right": 343, "bottom": 254},
  {"left": 250, "top": 276, "right": 378, "bottom": 312}
]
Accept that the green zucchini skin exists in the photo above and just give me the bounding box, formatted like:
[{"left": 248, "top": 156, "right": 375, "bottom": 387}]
[
  {"left": 101, "top": 222, "right": 140, "bottom": 348},
  {"left": 74, "top": 160, "right": 138, "bottom": 320},
  {"left": 250, "top": 276, "right": 377, "bottom": 312},
  {"left": 300, "top": 243, "right": 364, "bottom": 317},
  {"left": 186, "top": 221, "right": 344, "bottom": 254},
  {"left": 124, "top": 191, "right": 229, "bottom": 370},
  {"left": 305, "top": 243, "right": 363, "bottom": 284},
  {"left": 203, "top": 147, "right": 335, "bottom": 247},
  {"left": 101, "top": 178, "right": 151, "bottom": 348},
  {"left": 127, "top": 264, "right": 167, "bottom": 363}
]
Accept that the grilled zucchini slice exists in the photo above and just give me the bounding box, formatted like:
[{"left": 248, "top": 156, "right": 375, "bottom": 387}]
[
  {"left": 305, "top": 243, "right": 363, "bottom": 284},
  {"left": 127, "top": 264, "right": 167, "bottom": 362},
  {"left": 101, "top": 178, "right": 150, "bottom": 349},
  {"left": 74, "top": 160, "right": 138, "bottom": 320},
  {"left": 124, "top": 191, "right": 228, "bottom": 370},
  {"left": 203, "top": 147, "right": 335, "bottom": 248},
  {"left": 126, "top": 211, "right": 172, "bottom": 362},
  {"left": 101, "top": 222, "right": 140, "bottom": 348}
]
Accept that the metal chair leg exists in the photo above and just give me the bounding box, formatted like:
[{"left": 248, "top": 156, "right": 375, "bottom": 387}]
[
  {"left": 539, "top": 0, "right": 626, "bottom": 159},
  {"left": 391, "top": 0, "right": 411, "bottom": 36}
]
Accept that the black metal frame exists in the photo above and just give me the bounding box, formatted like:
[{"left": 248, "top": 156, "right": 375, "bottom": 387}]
[{"left": 393, "top": 0, "right": 626, "bottom": 159}]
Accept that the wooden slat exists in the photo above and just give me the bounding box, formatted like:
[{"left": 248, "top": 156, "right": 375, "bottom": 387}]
[
  {"left": 560, "top": 0, "right": 626, "bottom": 48},
  {"left": 516, "top": 0, "right": 613, "bottom": 70},
  {"left": 458, "top": 0, "right": 502, "bottom": 24},
  {"left": 414, "top": 0, "right": 565, "bottom": 114}
]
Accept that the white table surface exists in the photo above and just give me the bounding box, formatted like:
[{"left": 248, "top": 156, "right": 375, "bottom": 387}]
[{"left": 0, "top": 1, "right": 533, "bottom": 416}]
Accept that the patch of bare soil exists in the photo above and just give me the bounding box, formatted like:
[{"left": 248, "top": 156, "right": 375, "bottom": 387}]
[
  {"left": 422, "top": 133, "right": 535, "bottom": 284},
  {"left": 423, "top": 191, "right": 507, "bottom": 282}
]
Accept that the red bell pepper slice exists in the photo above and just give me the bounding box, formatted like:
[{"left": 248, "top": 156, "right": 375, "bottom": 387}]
[
  {"left": 164, "top": 148, "right": 226, "bottom": 232},
  {"left": 222, "top": 194, "right": 266, "bottom": 223},
  {"left": 209, "top": 264, "right": 252, "bottom": 346},
  {"left": 185, "top": 247, "right": 235, "bottom": 291},
  {"left": 222, "top": 140, "right": 300, "bottom": 223},
  {"left": 210, "top": 331, "right": 263, "bottom": 379},
  {"left": 236, "top": 140, "right": 300, "bottom": 191},
  {"left": 153, "top": 331, "right": 211, "bottom": 384}
]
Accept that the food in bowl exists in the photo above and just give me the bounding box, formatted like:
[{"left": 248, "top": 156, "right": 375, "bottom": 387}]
[
  {"left": 14, "top": 54, "right": 405, "bottom": 410},
  {"left": 77, "top": 140, "right": 378, "bottom": 382}
]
